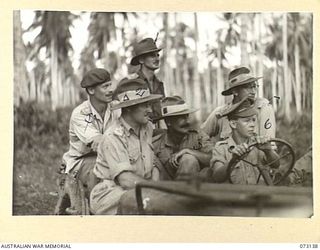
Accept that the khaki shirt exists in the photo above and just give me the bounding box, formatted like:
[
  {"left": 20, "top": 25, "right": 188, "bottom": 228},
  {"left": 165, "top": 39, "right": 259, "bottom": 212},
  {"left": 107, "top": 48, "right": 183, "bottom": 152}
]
[
  {"left": 211, "top": 137, "right": 267, "bottom": 185},
  {"left": 153, "top": 129, "right": 213, "bottom": 179},
  {"left": 135, "top": 69, "right": 165, "bottom": 120},
  {"left": 201, "top": 97, "right": 276, "bottom": 141},
  {"left": 93, "top": 117, "right": 155, "bottom": 182},
  {"left": 63, "top": 100, "right": 120, "bottom": 173}
]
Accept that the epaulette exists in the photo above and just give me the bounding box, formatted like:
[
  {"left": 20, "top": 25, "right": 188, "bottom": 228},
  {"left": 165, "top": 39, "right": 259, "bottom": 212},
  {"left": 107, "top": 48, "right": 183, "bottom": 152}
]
[
  {"left": 125, "top": 73, "right": 139, "bottom": 80},
  {"left": 113, "top": 126, "right": 125, "bottom": 137},
  {"left": 80, "top": 105, "right": 92, "bottom": 116},
  {"left": 255, "top": 97, "right": 269, "bottom": 108}
]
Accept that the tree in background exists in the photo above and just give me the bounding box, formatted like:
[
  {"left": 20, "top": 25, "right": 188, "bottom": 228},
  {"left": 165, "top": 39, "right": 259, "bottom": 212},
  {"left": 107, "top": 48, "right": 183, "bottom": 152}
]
[
  {"left": 13, "top": 11, "right": 29, "bottom": 107},
  {"left": 17, "top": 11, "right": 313, "bottom": 124},
  {"left": 27, "top": 11, "right": 78, "bottom": 109}
]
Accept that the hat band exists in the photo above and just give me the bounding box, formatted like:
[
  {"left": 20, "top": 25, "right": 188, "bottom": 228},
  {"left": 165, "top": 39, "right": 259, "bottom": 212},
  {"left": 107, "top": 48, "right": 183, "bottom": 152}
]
[
  {"left": 229, "top": 73, "right": 255, "bottom": 85},
  {"left": 118, "top": 88, "right": 151, "bottom": 102},
  {"left": 161, "top": 103, "right": 189, "bottom": 116}
]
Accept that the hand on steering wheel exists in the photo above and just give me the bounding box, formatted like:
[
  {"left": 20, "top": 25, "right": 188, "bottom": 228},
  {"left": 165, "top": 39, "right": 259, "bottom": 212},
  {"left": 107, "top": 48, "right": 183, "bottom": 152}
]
[{"left": 227, "top": 138, "right": 295, "bottom": 186}]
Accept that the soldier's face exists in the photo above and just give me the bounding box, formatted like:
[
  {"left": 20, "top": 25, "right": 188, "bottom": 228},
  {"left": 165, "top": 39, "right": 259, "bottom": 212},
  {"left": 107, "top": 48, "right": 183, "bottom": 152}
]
[
  {"left": 235, "top": 81, "right": 258, "bottom": 100},
  {"left": 231, "top": 115, "right": 257, "bottom": 138},
  {"left": 139, "top": 52, "right": 160, "bottom": 71},
  {"left": 91, "top": 81, "right": 114, "bottom": 103},
  {"left": 131, "top": 102, "right": 153, "bottom": 124},
  {"left": 166, "top": 114, "right": 190, "bottom": 135}
]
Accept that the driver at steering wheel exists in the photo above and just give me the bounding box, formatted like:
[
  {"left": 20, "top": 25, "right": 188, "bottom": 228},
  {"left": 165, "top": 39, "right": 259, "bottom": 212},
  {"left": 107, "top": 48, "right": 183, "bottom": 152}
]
[{"left": 210, "top": 97, "right": 280, "bottom": 184}]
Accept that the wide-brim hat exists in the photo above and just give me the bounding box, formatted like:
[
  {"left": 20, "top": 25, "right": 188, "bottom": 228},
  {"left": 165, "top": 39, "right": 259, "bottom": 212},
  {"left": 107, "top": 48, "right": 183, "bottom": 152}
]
[
  {"left": 130, "top": 38, "right": 162, "bottom": 66},
  {"left": 156, "top": 96, "right": 198, "bottom": 120},
  {"left": 221, "top": 96, "right": 258, "bottom": 119},
  {"left": 111, "top": 78, "right": 162, "bottom": 110},
  {"left": 221, "top": 66, "right": 263, "bottom": 96}
]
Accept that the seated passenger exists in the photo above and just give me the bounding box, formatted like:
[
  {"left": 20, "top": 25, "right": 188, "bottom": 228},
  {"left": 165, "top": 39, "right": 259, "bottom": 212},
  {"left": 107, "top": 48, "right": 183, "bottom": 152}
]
[
  {"left": 201, "top": 66, "right": 276, "bottom": 143},
  {"left": 55, "top": 68, "right": 120, "bottom": 215},
  {"left": 153, "top": 96, "right": 213, "bottom": 180},
  {"left": 210, "top": 98, "right": 279, "bottom": 184},
  {"left": 90, "top": 78, "right": 162, "bottom": 215}
]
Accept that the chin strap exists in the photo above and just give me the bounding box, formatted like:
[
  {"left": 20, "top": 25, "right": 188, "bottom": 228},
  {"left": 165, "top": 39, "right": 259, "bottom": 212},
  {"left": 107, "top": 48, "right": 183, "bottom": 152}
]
[{"left": 154, "top": 32, "right": 159, "bottom": 43}]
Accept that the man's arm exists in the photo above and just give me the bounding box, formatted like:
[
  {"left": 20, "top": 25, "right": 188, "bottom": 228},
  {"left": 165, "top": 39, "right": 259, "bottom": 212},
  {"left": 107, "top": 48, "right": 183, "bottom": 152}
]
[
  {"left": 116, "top": 171, "right": 146, "bottom": 189},
  {"left": 200, "top": 109, "right": 220, "bottom": 137},
  {"left": 173, "top": 148, "right": 211, "bottom": 166}
]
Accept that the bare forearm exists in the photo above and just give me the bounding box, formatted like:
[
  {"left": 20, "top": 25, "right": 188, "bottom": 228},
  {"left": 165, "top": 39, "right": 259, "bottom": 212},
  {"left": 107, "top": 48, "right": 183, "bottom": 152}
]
[
  {"left": 211, "top": 162, "right": 228, "bottom": 183},
  {"left": 116, "top": 172, "right": 146, "bottom": 189}
]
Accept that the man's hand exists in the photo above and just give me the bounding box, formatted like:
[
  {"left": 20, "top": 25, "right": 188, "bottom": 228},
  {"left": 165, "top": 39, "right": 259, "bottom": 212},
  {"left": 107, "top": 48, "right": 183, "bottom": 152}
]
[
  {"left": 230, "top": 143, "right": 250, "bottom": 157},
  {"left": 90, "top": 135, "right": 103, "bottom": 152},
  {"left": 254, "top": 135, "right": 272, "bottom": 151},
  {"left": 169, "top": 148, "right": 193, "bottom": 168}
]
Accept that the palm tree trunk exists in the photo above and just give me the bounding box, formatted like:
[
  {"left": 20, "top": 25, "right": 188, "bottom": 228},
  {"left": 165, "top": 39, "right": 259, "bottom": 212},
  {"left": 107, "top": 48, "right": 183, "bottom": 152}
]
[
  {"left": 204, "top": 63, "right": 212, "bottom": 115},
  {"left": 217, "top": 43, "right": 224, "bottom": 107},
  {"left": 50, "top": 39, "right": 59, "bottom": 110},
  {"left": 294, "top": 42, "right": 302, "bottom": 114},
  {"left": 240, "top": 14, "right": 249, "bottom": 66},
  {"left": 193, "top": 13, "right": 201, "bottom": 121},
  {"left": 301, "top": 66, "right": 306, "bottom": 110},
  {"left": 257, "top": 14, "right": 264, "bottom": 98},
  {"left": 282, "top": 13, "right": 291, "bottom": 122},
  {"left": 162, "top": 13, "right": 170, "bottom": 96},
  {"left": 13, "top": 10, "right": 29, "bottom": 106},
  {"left": 183, "top": 60, "right": 190, "bottom": 104},
  {"left": 272, "top": 65, "right": 278, "bottom": 111}
]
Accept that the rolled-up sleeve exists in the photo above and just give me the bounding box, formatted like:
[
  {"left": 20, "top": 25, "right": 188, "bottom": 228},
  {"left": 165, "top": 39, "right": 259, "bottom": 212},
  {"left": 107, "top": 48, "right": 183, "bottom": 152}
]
[
  {"left": 210, "top": 145, "right": 228, "bottom": 167},
  {"left": 97, "top": 135, "right": 134, "bottom": 180}
]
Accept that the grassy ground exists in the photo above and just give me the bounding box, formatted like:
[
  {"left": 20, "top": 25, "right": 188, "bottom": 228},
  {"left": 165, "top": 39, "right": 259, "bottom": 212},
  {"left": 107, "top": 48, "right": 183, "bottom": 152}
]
[
  {"left": 13, "top": 102, "right": 71, "bottom": 215},
  {"left": 12, "top": 102, "right": 312, "bottom": 215}
]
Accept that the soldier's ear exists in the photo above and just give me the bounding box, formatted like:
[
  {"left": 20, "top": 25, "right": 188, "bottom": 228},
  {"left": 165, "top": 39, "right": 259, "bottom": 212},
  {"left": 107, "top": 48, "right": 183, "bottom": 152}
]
[
  {"left": 86, "top": 87, "right": 95, "bottom": 95},
  {"left": 138, "top": 56, "right": 145, "bottom": 65},
  {"left": 229, "top": 119, "right": 237, "bottom": 129}
]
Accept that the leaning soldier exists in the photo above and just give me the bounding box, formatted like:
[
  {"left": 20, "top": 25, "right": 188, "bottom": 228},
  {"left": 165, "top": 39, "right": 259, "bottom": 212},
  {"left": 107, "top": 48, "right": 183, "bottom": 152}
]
[
  {"left": 210, "top": 98, "right": 279, "bottom": 184},
  {"left": 55, "top": 68, "right": 120, "bottom": 215},
  {"left": 153, "top": 96, "right": 213, "bottom": 181},
  {"left": 129, "top": 37, "right": 165, "bottom": 125},
  {"left": 90, "top": 78, "right": 163, "bottom": 215},
  {"left": 201, "top": 66, "right": 276, "bottom": 143}
]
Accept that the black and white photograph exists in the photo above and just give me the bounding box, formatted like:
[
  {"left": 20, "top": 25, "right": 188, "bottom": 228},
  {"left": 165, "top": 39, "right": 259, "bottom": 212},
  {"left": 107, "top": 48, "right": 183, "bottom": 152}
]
[{"left": 13, "top": 11, "right": 313, "bottom": 218}]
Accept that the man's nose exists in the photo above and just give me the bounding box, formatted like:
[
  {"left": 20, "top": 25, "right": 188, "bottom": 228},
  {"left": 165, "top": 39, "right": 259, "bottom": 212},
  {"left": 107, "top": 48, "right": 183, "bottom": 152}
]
[{"left": 146, "top": 105, "right": 152, "bottom": 113}]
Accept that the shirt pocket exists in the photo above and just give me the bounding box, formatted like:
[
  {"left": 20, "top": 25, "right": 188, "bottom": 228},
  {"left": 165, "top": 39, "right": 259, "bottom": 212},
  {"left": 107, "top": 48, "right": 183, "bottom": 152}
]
[{"left": 128, "top": 147, "right": 141, "bottom": 165}]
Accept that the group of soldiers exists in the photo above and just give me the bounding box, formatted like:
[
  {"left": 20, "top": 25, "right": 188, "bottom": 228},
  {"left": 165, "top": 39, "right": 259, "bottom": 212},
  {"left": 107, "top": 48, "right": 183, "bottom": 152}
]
[{"left": 58, "top": 37, "right": 284, "bottom": 215}]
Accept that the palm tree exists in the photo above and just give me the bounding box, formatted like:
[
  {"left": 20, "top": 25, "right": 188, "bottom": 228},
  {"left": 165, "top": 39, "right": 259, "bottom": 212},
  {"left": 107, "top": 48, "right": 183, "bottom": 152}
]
[
  {"left": 28, "top": 11, "right": 78, "bottom": 109},
  {"left": 13, "top": 10, "right": 29, "bottom": 106}
]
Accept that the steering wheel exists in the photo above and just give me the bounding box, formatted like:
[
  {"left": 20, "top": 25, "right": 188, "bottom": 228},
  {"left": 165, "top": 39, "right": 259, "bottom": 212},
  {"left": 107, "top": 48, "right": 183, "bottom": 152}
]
[{"left": 226, "top": 138, "right": 295, "bottom": 186}]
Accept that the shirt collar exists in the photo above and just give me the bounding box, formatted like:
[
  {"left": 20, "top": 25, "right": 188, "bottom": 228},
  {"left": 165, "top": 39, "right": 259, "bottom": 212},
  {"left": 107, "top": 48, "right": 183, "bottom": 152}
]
[
  {"left": 119, "top": 116, "right": 147, "bottom": 137},
  {"left": 137, "top": 69, "right": 161, "bottom": 83},
  {"left": 88, "top": 99, "right": 103, "bottom": 122}
]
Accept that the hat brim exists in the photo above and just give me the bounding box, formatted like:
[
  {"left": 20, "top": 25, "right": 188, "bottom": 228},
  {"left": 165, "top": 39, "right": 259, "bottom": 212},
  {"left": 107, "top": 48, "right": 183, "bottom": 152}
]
[
  {"left": 221, "top": 76, "right": 263, "bottom": 96},
  {"left": 110, "top": 94, "right": 162, "bottom": 110},
  {"left": 155, "top": 108, "right": 199, "bottom": 121},
  {"left": 130, "top": 48, "right": 162, "bottom": 66}
]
